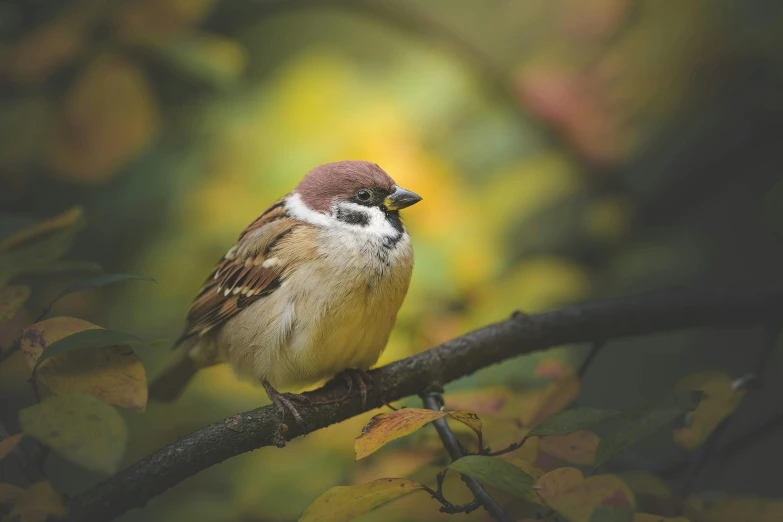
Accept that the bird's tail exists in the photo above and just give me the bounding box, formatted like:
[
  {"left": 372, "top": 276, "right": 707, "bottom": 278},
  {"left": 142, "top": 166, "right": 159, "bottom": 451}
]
[{"left": 148, "top": 338, "right": 216, "bottom": 402}]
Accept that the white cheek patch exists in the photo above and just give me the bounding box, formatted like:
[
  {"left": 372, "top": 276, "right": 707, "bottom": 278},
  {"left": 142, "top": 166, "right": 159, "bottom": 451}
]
[
  {"left": 333, "top": 202, "right": 399, "bottom": 240},
  {"left": 285, "top": 192, "right": 332, "bottom": 227}
]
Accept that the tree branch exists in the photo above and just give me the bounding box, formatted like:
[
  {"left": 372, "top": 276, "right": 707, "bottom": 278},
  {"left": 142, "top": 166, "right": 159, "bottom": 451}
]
[{"left": 62, "top": 288, "right": 783, "bottom": 522}]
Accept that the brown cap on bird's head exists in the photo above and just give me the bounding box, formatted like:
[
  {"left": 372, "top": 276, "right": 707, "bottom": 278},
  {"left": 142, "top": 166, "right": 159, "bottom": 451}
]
[{"left": 295, "top": 161, "right": 397, "bottom": 213}]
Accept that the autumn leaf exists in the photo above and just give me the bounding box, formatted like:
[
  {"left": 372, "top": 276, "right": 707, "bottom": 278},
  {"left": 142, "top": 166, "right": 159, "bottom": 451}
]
[
  {"left": 449, "top": 455, "right": 536, "bottom": 500},
  {"left": 298, "top": 478, "right": 425, "bottom": 522},
  {"left": 539, "top": 430, "right": 600, "bottom": 465},
  {"left": 48, "top": 51, "right": 160, "bottom": 184},
  {"left": 536, "top": 468, "right": 635, "bottom": 522},
  {"left": 51, "top": 273, "right": 156, "bottom": 305},
  {"left": 634, "top": 515, "right": 690, "bottom": 522},
  {"left": 0, "top": 482, "right": 25, "bottom": 504},
  {"left": 8, "top": 481, "right": 66, "bottom": 522},
  {"left": 673, "top": 371, "right": 745, "bottom": 450},
  {"left": 615, "top": 471, "right": 673, "bottom": 499},
  {"left": 355, "top": 408, "right": 482, "bottom": 460},
  {"left": 0, "top": 433, "right": 23, "bottom": 461},
  {"left": 19, "top": 392, "right": 127, "bottom": 474},
  {"left": 0, "top": 285, "right": 30, "bottom": 322},
  {"left": 21, "top": 317, "right": 148, "bottom": 411}
]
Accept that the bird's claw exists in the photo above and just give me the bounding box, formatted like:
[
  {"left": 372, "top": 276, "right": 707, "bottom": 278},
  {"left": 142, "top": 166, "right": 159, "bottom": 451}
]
[
  {"left": 341, "top": 368, "right": 373, "bottom": 409},
  {"left": 263, "top": 381, "right": 310, "bottom": 443}
]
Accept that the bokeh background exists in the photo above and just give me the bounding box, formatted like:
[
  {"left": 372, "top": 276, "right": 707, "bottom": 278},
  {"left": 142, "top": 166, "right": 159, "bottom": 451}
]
[{"left": 1, "top": 0, "right": 783, "bottom": 521}]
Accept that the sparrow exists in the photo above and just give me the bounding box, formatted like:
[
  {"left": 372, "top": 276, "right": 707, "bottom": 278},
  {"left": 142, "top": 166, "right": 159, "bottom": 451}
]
[{"left": 149, "top": 160, "right": 421, "bottom": 425}]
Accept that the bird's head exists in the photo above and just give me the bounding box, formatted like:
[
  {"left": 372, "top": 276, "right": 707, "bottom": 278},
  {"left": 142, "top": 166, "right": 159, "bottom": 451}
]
[{"left": 294, "top": 161, "right": 421, "bottom": 226}]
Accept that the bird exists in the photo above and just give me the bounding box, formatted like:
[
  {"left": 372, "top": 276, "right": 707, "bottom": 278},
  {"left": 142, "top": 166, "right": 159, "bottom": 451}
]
[{"left": 149, "top": 160, "right": 421, "bottom": 426}]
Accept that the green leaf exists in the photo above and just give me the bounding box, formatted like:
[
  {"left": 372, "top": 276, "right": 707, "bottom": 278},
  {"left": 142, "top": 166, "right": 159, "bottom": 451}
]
[
  {"left": 594, "top": 391, "right": 702, "bottom": 468},
  {"left": 36, "top": 328, "right": 151, "bottom": 367},
  {"left": 52, "top": 273, "right": 156, "bottom": 304},
  {"left": 19, "top": 392, "right": 127, "bottom": 474},
  {"left": 528, "top": 407, "right": 621, "bottom": 437},
  {"left": 449, "top": 455, "right": 536, "bottom": 500}
]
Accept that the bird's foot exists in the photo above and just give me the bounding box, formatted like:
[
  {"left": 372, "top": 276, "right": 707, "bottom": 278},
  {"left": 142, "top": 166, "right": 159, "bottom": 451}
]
[
  {"left": 341, "top": 368, "right": 374, "bottom": 409},
  {"left": 262, "top": 380, "right": 310, "bottom": 445}
]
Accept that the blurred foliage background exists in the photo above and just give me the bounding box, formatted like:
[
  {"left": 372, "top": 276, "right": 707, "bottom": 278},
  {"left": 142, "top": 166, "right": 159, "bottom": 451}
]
[{"left": 1, "top": 0, "right": 783, "bottom": 521}]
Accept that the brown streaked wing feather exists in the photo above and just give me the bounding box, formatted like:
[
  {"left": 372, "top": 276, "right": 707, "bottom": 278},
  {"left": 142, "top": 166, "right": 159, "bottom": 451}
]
[{"left": 174, "top": 199, "right": 299, "bottom": 346}]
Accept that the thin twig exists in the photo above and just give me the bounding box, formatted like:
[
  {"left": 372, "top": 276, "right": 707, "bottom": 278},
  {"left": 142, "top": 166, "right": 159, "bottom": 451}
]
[
  {"left": 578, "top": 340, "right": 605, "bottom": 378},
  {"left": 486, "top": 436, "right": 529, "bottom": 457},
  {"left": 423, "top": 392, "right": 514, "bottom": 522},
  {"left": 60, "top": 288, "right": 783, "bottom": 522}
]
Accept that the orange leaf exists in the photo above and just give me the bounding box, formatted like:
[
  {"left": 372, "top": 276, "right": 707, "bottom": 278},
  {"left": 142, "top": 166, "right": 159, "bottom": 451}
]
[
  {"left": 299, "top": 478, "right": 425, "bottom": 522},
  {"left": 48, "top": 52, "right": 159, "bottom": 184},
  {"left": 536, "top": 469, "right": 635, "bottom": 522},
  {"left": 10, "top": 481, "right": 66, "bottom": 522},
  {"left": 0, "top": 433, "right": 23, "bottom": 462},
  {"left": 535, "top": 359, "right": 567, "bottom": 378},
  {"left": 0, "top": 482, "right": 25, "bottom": 504},
  {"left": 355, "top": 408, "right": 481, "bottom": 460},
  {"left": 674, "top": 371, "right": 745, "bottom": 450},
  {"left": 539, "top": 430, "right": 599, "bottom": 465},
  {"left": 444, "top": 387, "right": 511, "bottom": 416}
]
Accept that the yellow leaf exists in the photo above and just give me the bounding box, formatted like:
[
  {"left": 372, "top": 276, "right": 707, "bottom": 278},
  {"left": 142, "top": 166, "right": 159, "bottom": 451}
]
[
  {"left": 634, "top": 515, "right": 690, "bottom": 522},
  {"left": 19, "top": 392, "right": 127, "bottom": 474},
  {"left": 299, "top": 478, "right": 425, "bottom": 522},
  {"left": 674, "top": 371, "right": 745, "bottom": 450},
  {"left": 20, "top": 317, "right": 147, "bottom": 411},
  {"left": 20, "top": 317, "right": 100, "bottom": 368},
  {"left": 616, "top": 471, "right": 673, "bottom": 498},
  {"left": 0, "top": 207, "right": 83, "bottom": 253},
  {"left": 48, "top": 52, "right": 159, "bottom": 184},
  {"left": 0, "top": 482, "right": 25, "bottom": 504},
  {"left": 355, "top": 408, "right": 481, "bottom": 460},
  {"left": 536, "top": 469, "right": 635, "bottom": 522},
  {"left": 686, "top": 495, "right": 783, "bottom": 522},
  {"left": 0, "top": 433, "right": 23, "bottom": 462},
  {"left": 539, "top": 430, "right": 599, "bottom": 465},
  {"left": 9, "top": 481, "right": 66, "bottom": 522},
  {"left": 0, "top": 285, "right": 30, "bottom": 321}
]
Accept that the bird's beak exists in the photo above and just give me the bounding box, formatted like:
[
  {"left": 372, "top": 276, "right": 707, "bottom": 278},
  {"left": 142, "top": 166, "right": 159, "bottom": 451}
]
[{"left": 384, "top": 186, "right": 422, "bottom": 211}]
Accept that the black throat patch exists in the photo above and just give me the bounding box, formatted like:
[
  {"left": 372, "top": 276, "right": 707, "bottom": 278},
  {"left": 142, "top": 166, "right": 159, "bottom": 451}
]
[{"left": 335, "top": 207, "right": 370, "bottom": 227}]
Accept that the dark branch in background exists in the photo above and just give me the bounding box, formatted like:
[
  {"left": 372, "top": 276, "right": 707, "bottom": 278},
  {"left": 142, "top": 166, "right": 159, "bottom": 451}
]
[
  {"left": 422, "top": 392, "right": 514, "bottom": 522},
  {"left": 675, "top": 322, "right": 782, "bottom": 498},
  {"left": 61, "top": 288, "right": 783, "bottom": 522}
]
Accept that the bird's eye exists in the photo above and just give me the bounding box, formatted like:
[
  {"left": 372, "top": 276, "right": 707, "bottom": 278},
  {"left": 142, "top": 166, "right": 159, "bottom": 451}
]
[{"left": 356, "top": 189, "right": 372, "bottom": 202}]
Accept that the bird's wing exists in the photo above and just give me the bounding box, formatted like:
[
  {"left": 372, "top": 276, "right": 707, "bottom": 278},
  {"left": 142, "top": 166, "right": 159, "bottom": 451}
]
[{"left": 174, "top": 196, "right": 313, "bottom": 346}]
